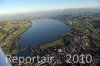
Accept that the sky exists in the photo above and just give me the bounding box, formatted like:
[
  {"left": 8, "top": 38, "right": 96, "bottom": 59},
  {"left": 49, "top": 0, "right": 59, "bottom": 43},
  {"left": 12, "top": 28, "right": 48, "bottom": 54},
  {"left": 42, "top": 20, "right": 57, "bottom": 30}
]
[{"left": 0, "top": 0, "right": 100, "bottom": 15}]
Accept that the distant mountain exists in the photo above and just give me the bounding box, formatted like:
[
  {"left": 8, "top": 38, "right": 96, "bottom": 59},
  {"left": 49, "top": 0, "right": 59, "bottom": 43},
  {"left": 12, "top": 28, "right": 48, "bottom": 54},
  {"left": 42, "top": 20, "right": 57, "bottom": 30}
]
[{"left": 0, "top": 8, "right": 100, "bottom": 21}]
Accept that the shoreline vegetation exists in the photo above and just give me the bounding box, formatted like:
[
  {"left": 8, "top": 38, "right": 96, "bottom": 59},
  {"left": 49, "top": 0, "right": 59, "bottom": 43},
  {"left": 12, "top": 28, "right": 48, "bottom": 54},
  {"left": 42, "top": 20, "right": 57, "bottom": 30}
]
[
  {"left": 0, "top": 13, "right": 100, "bottom": 66},
  {"left": 0, "top": 20, "right": 32, "bottom": 53}
]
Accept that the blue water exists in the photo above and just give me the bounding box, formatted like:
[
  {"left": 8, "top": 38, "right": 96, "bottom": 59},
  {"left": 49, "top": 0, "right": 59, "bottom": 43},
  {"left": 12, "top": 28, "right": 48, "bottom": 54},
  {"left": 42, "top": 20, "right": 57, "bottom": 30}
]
[
  {"left": 18, "top": 19, "right": 70, "bottom": 48},
  {"left": 0, "top": 48, "right": 11, "bottom": 66}
]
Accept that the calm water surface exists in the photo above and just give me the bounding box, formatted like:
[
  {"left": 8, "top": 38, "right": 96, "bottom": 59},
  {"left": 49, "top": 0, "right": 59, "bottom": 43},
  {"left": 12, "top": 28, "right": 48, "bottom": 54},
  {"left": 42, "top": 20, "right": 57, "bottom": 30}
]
[{"left": 18, "top": 19, "right": 70, "bottom": 48}]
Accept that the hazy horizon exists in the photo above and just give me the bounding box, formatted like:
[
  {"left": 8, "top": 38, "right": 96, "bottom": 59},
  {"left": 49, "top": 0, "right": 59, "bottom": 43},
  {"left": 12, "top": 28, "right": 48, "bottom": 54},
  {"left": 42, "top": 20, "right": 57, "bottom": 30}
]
[{"left": 0, "top": 0, "right": 100, "bottom": 15}]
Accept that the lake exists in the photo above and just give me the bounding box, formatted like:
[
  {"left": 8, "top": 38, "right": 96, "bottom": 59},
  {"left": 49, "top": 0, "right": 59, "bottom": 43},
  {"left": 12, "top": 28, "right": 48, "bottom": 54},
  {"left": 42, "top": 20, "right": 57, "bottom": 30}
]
[
  {"left": 0, "top": 48, "right": 11, "bottom": 66},
  {"left": 18, "top": 19, "right": 70, "bottom": 48},
  {"left": 93, "top": 20, "right": 100, "bottom": 28}
]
